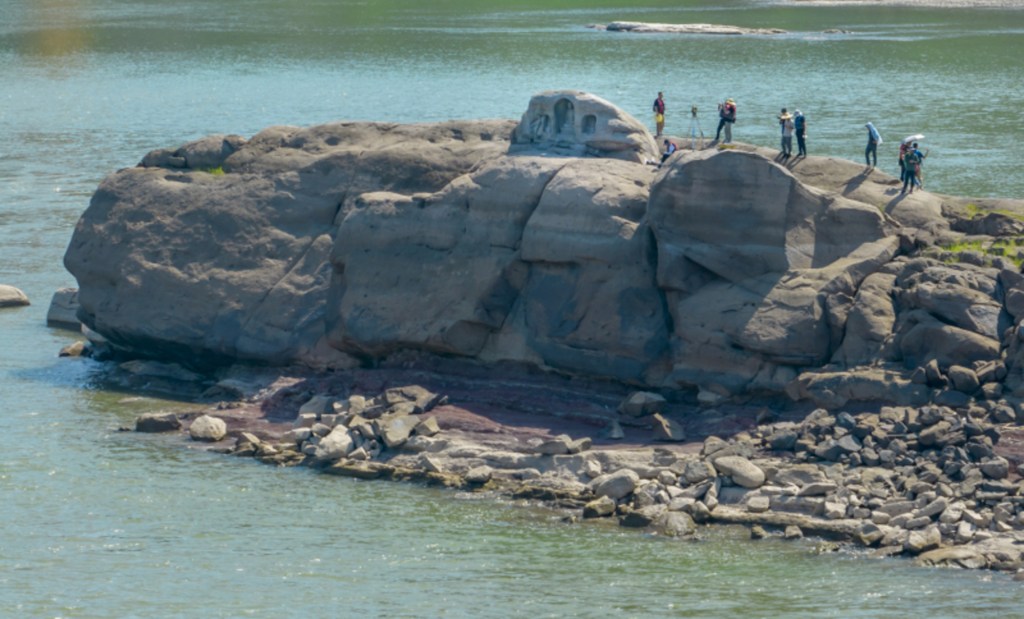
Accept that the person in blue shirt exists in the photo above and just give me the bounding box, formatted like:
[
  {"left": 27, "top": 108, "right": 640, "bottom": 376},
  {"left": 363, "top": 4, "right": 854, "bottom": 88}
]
[
  {"left": 865, "top": 122, "right": 882, "bottom": 168},
  {"left": 794, "top": 110, "right": 807, "bottom": 157},
  {"left": 901, "top": 146, "right": 921, "bottom": 194}
]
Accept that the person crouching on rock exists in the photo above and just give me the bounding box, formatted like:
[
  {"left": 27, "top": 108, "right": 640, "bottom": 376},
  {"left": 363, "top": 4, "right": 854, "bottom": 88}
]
[{"left": 659, "top": 139, "right": 678, "bottom": 167}]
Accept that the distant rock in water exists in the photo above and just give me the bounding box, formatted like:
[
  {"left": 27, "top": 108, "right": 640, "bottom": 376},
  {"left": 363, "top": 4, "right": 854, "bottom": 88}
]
[
  {"left": 63, "top": 90, "right": 1024, "bottom": 408},
  {"left": 0, "top": 284, "right": 30, "bottom": 308},
  {"left": 589, "top": 21, "right": 787, "bottom": 36}
]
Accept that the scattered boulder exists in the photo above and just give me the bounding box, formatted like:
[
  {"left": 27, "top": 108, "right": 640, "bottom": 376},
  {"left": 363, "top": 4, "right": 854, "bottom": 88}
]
[
  {"left": 904, "top": 526, "right": 942, "bottom": 555},
  {"left": 713, "top": 456, "right": 765, "bottom": 489},
  {"left": 59, "top": 341, "right": 87, "bottom": 357},
  {"left": 657, "top": 511, "right": 697, "bottom": 537},
  {"left": 590, "top": 469, "right": 640, "bottom": 500},
  {"left": 620, "top": 505, "right": 667, "bottom": 528},
  {"left": 188, "top": 415, "right": 227, "bottom": 441},
  {"left": 583, "top": 495, "right": 617, "bottom": 519},
  {"left": 414, "top": 416, "right": 441, "bottom": 437},
  {"left": 135, "top": 412, "right": 182, "bottom": 433},
  {"left": 536, "top": 434, "right": 575, "bottom": 455},
  {"left": 651, "top": 413, "right": 686, "bottom": 442},
  {"left": 313, "top": 427, "right": 355, "bottom": 462},
  {"left": 0, "top": 285, "right": 30, "bottom": 308},
  {"left": 618, "top": 391, "right": 667, "bottom": 417},
  {"left": 377, "top": 414, "right": 420, "bottom": 449}
]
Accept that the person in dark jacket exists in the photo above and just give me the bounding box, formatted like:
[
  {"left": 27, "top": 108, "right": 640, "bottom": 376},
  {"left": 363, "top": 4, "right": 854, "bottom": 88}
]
[
  {"left": 715, "top": 98, "right": 736, "bottom": 143},
  {"left": 794, "top": 110, "right": 807, "bottom": 157}
]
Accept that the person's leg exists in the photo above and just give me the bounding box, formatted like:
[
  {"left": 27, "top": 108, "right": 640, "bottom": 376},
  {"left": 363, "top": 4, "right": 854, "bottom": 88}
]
[
  {"left": 797, "top": 134, "right": 806, "bottom": 156},
  {"left": 715, "top": 118, "right": 725, "bottom": 140},
  {"left": 865, "top": 143, "right": 871, "bottom": 166},
  {"left": 724, "top": 122, "right": 732, "bottom": 143}
]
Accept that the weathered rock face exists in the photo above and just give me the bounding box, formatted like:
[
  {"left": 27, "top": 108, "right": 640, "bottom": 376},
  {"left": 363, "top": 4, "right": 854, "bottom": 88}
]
[
  {"left": 64, "top": 91, "right": 1024, "bottom": 406},
  {"left": 65, "top": 120, "right": 515, "bottom": 368},
  {"left": 650, "top": 149, "right": 898, "bottom": 393}
]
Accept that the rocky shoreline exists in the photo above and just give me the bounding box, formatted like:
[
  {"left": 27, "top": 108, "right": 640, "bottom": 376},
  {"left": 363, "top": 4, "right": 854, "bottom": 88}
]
[{"left": 118, "top": 357, "right": 1024, "bottom": 576}]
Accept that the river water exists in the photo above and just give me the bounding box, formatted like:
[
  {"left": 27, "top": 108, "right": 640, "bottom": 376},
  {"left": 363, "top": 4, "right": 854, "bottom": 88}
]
[{"left": 3, "top": 1, "right": 1024, "bottom": 616}]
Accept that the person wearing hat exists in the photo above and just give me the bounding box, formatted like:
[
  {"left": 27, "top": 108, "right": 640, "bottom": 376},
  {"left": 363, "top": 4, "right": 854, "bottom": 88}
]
[
  {"left": 778, "top": 108, "right": 794, "bottom": 159},
  {"left": 715, "top": 98, "right": 736, "bottom": 143},
  {"left": 793, "top": 110, "right": 807, "bottom": 157}
]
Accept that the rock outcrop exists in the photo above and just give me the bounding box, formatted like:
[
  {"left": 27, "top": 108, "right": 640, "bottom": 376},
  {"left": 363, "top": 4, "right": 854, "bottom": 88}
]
[{"left": 64, "top": 90, "right": 1024, "bottom": 409}]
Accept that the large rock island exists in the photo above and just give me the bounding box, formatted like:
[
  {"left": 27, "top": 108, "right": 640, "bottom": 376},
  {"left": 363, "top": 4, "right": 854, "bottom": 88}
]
[
  {"left": 62, "top": 91, "right": 1024, "bottom": 574},
  {"left": 63, "top": 90, "right": 1024, "bottom": 410}
]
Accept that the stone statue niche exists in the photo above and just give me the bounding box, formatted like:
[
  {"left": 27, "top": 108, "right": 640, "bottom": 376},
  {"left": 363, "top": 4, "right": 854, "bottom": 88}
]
[
  {"left": 510, "top": 90, "right": 659, "bottom": 163},
  {"left": 553, "top": 98, "right": 576, "bottom": 143}
]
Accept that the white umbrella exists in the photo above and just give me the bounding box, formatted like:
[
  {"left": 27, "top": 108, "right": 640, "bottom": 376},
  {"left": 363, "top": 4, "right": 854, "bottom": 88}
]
[{"left": 903, "top": 133, "right": 925, "bottom": 144}]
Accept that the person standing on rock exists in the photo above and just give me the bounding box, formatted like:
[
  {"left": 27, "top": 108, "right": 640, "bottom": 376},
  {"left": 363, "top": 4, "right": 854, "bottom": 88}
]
[
  {"left": 653, "top": 92, "right": 666, "bottom": 138},
  {"left": 778, "top": 108, "right": 794, "bottom": 159},
  {"left": 901, "top": 146, "right": 920, "bottom": 194},
  {"left": 865, "top": 122, "right": 882, "bottom": 168},
  {"left": 911, "top": 141, "right": 928, "bottom": 189},
  {"left": 715, "top": 98, "right": 736, "bottom": 143},
  {"left": 794, "top": 110, "right": 807, "bottom": 157}
]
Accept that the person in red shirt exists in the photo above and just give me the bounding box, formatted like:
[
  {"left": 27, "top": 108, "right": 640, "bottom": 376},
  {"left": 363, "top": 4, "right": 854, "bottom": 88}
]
[{"left": 652, "top": 92, "right": 666, "bottom": 137}]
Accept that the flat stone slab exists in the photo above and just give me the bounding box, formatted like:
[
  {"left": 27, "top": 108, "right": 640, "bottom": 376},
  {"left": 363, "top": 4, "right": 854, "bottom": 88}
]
[{"left": 590, "top": 21, "right": 787, "bottom": 36}]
